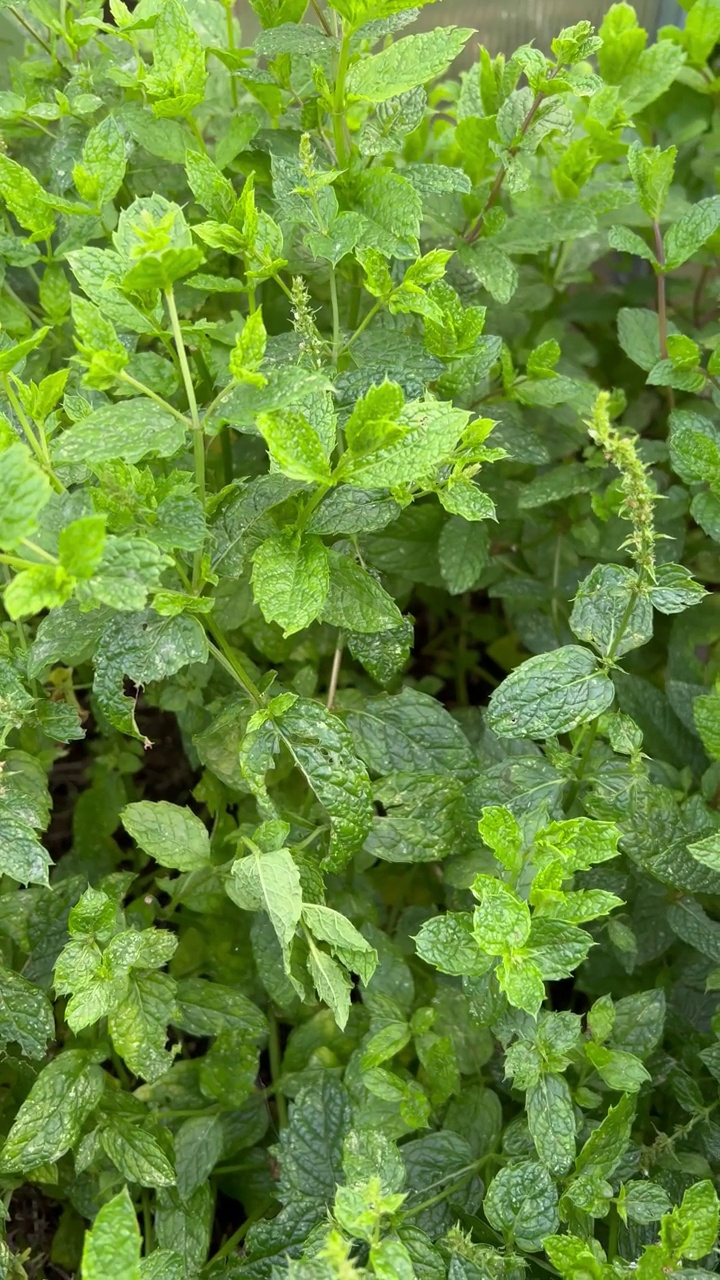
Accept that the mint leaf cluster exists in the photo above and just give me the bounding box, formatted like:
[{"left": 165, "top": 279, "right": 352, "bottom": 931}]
[{"left": 1, "top": 0, "right": 720, "bottom": 1275}]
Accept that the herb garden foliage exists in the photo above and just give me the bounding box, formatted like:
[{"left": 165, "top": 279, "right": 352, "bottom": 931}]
[{"left": 1, "top": 1, "right": 720, "bottom": 1278}]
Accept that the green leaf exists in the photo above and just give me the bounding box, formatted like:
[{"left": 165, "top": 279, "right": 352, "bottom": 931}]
[
  {"left": 439, "top": 516, "right": 489, "bottom": 594},
  {"left": 276, "top": 698, "right": 374, "bottom": 870},
  {"left": 252, "top": 530, "right": 329, "bottom": 636},
  {"left": 0, "top": 812, "right": 51, "bottom": 885},
  {"left": 81, "top": 1187, "right": 141, "bottom": 1280},
  {"left": 109, "top": 971, "right": 176, "bottom": 1083},
  {"left": 101, "top": 1121, "right": 175, "bottom": 1188},
  {"left": 155, "top": 1184, "right": 212, "bottom": 1277},
  {"left": 308, "top": 486, "right": 401, "bottom": 536},
  {"left": 438, "top": 479, "right": 496, "bottom": 522},
  {"left": 585, "top": 1042, "right": 650, "bottom": 1092},
  {"left": 694, "top": 692, "right": 720, "bottom": 759},
  {"left": 621, "top": 39, "right": 686, "bottom": 114},
  {"left": 617, "top": 307, "right": 662, "bottom": 372},
  {"left": 0, "top": 965, "right": 54, "bottom": 1059},
  {"left": 649, "top": 563, "right": 706, "bottom": 614},
  {"left": 621, "top": 1182, "right": 672, "bottom": 1225},
  {"left": 598, "top": 3, "right": 647, "bottom": 84},
  {"left": 3, "top": 564, "right": 74, "bottom": 621},
  {"left": 472, "top": 877, "right": 531, "bottom": 953},
  {"left": 670, "top": 410, "right": 720, "bottom": 487},
  {"left": 256, "top": 409, "right": 332, "bottom": 483},
  {"left": 347, "top": 618, "right": 413, "bottom": 686},
  {"left": 174, "top": 1114, "right": 224, "bottom": 1200},
  {"left": 58, "top": 514, "right": 107, "bottom": 580},
  {"left": 608, "top": 225, "right": 658, "bottom": 265},
  {"left": 229, "top": 309, "right": 268, "bottom": 387},
  {"left": 185, "top": 150, "right": 235, "bottom": 222},
  {"left": 575, "top": 1093, "right": 635, "bottom": 1178},
  {"left": 570, "top": 564, "right": 652, "bottom": 657},
  {"left": 0, "top": 325, "right": 49, "bottom": 374},
  {"left": 343, "top": 398, "right": 470, "bottom": 489},
  {"left": 73, "top": 115, "right": 127, "bottom": 207},
  {"left": 0, "top": 1050, "right": 104, "bottom": 1173},
  {"left": 277, "top": 1075, "right": 350, "bottom": 1208},
  {"left": 487, "top": 646, "right": 615, "bottom": 740},
  {"left": 0, "top": 442, "right": 51, "bottom": 550},
  {"left": 52, "top": 401, "right": 186, "bottom": 465},
  {"left": 347, "top": 686, "right": 476, "bottom": 776},
  {"left": 199, "top": 1029, "right": 259, "bottom": 1107},
  {"left": 627, "top": 142, "right": 676, "bottom": 222},
  {"left": 684, "top": 0, "right": 720, "bottom": 64},
  {"left": 0, "top": 153, "right": 55, "bottom": 238},
  {"left": 665, "top": 197, "right": 720, "bottom": 270},
  {"left": 121, "top": 801, "right": 211, "bottom": 871},
  {"left": 227, "top": 845, "right": 302, "bottom": 965},
  {"left": 250, "top": 0, "right": 309, "bottom": 28},
  {"left": 460, "top": 240, "right": 519, "bottom": 305},
  {"left": 483, "top": 1160, "right": 559, "bottom": 1251},
  {"left": 145, "top": 0, "right": 207, "bottom": 116},
  {"left": 527, "top": 1073, "right": 576, "bottom": 1175},
  {"left": 307, "top": 942, "right": 352, "bottom": 1029},
  {"left": 414, "top": 912, "right": 490, "bottom": 977},
  {"left": 661, "top": 1180, "right": 719, "bottom": 1260},
  {"left": 322, "top": 551, "right": 402, "bottom": 633},
  {"left": 174, "top": 978, "right": 267, "bottom": 1040},
  {"left": 301, "top": 903, "right": 377, "bottom": 983},
  {"left": 347, "top": 28, "right": 474, "bottom": 102}
]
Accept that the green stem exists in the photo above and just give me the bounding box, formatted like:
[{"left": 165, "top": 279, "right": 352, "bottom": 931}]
[
  {"left": 607, "top": 1204, "right": 619, "bottom": 1262},
  {"left": 2, "top": 374, "right": 64, "bottom": 493},
  {"left": 329, "top": 267, "right": 341, "bottom": 364},
  {"left": 141, "top": 1188, "right": 155, "bottom": 1255},
  {"left": 332, "top": 26, "right": 352, "bottom": 168},
  {"left": 342, "top": 298, "right": 383, "bottom": 352},
  {"left": 221, "top": 427, "right": 234, "bottom": 485},
  {"left": 206, "top": 621, "right": 263, "bottom": 706},
  {"left": 326, "top": 634, "right": 344, "bottom": 710},
  {"left": 208, "top": 1200, "right": 274, "bottom": 1264},
  {"left": 200, "top": 381, "right": 234, "bottom": 429},
  {"left": 164, "top": 286, "right": 206, "bottom": 589},
  {"left": 22, "top": 538, "right": 57, "bottom": 564},
  {"left": 311, "top": 0, "right": 333, "bottom": 37},
  {"left": 3, "top": 280, "right": 44, "bottom": 325},
  {"left": 115, "top": 369, "right": 192, "bottom": 428},
  {"left": 298, "top": 483, "right": 330, "bottom": 530},
  {"left": 403, "top": 1155, "right": 494, "bottom": 1219},
  {"left": 8, "top": 6, "right": 54, "bottom": 57},
  {"left": 225, "top": 0, "right": 238, "bottom": 109},
  {"left": 464, "top": 69, "right": 558, "bottom": 245},
  {"left": 268, "top": 1012, "right": 287, "bottom": 1129},
  {"left": 652, "top": 222, "right": 668, "bottom": 359},
  {"left": 0, "top": 551, "right": 46, "bottom": 571}
]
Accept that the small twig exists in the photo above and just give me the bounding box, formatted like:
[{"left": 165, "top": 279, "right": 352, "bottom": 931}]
[
  {"left": 693, "top": 262, "right": 710, "bottom": 328},
  {"left": 311, "top": 0, "right": 333, "bottom": 38},
  {"left": 652, "top": 222, "right": 668, "bottom": 359},
  {"left": 652, "top": 221, "right": 675, "bottom": 410},
  {"left": 464, "top": 70, "right": 558, "bottom": 245},
  {"left": 9, "top": 5, "right": 54, "bottom": 58},
  {"left": 326, "top": 635, "right": 344, "bottom": 710}
]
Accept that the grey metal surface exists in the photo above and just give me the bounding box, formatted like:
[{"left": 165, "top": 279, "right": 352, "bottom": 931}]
[
  {"left": 234, "top": 0, "right": 684, "bottom": 52},
  {"left": 0, "top": 1, "right": 688, "bottom": 94},
  {"left": 403, "top": 0, "right": 677, "bottom": 54}
]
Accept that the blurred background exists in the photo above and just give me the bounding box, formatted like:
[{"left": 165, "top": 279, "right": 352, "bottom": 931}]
[
  {"left": 236, "top": 0, "right": 685, "bottom": 54},
  {"left": 0, "top": 1, "right": 687, "bottom": 89}
]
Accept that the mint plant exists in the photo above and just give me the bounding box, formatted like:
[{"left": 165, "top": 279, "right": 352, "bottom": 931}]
[{"left": 1, "top": 0, "right": 720, "bottom": 1275}]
